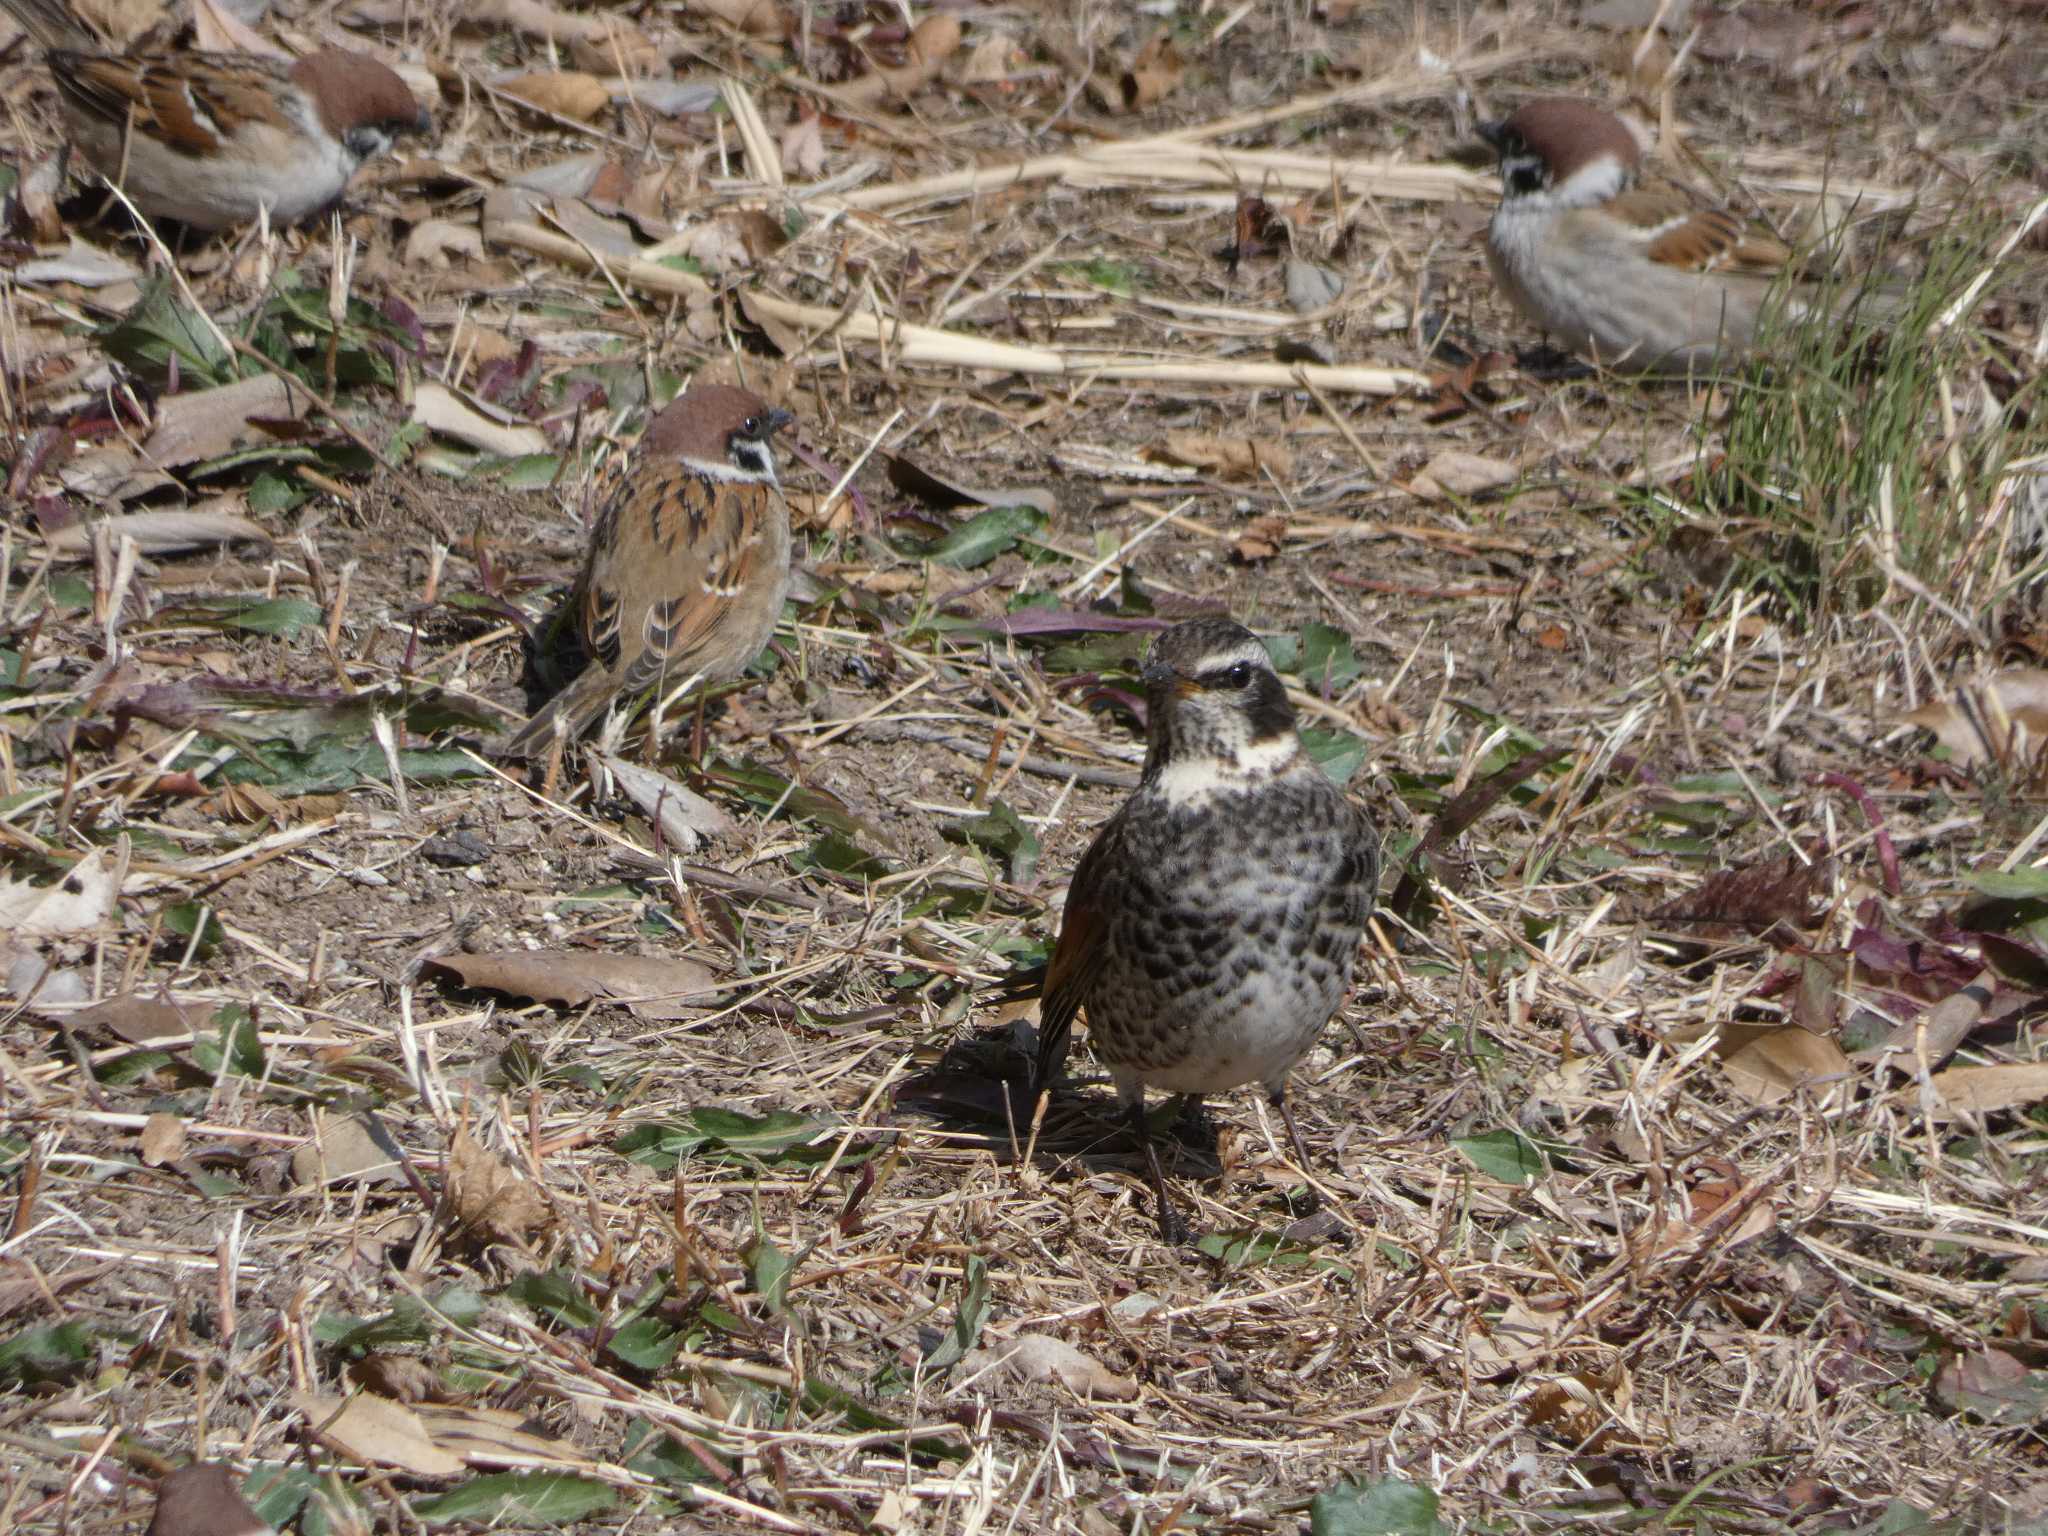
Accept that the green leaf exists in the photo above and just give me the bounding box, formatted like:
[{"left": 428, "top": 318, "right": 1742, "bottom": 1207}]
[
  {"left": 245, "top": 1462, "right": 365, "bottom": 1536},
  {"left": 1310, "top": 1476, "right": 1447, "bottom": 1536},
  {"left": 413, "top": 1473, "right": 616, "bottom": 1525},
  {"left": 1298, "top": 622, "right": 1365, "bottom": 691},
  {"left": 247, "top": 472, "right": 308, "bottom": 514},
  {"left": 922, "top": 1256, "right": 990, "bottom": 1371},
  {"left": 190, "top": 1003, "right": 263, "bottom": 1079},
  {"left": 623, "top": 1419, "right": 728, "bottom": 1486},
  {"left": 0, "top": 1321, "right": 95, "bottom": 1386},
  {"left": 941, "top": 798, "right": 1040, "bottom": 884},
  {"left": 152, "top": 596, "right": 324, "bottom": 638},
  {"left": 1193, "top": 1227, "right": 1351, "bottom": 1273},
  {"left": 614, "top": 1108, "right": 847, "bottom": 1172},
  {"left": 924, "top": 506, "right": 1047, "bottom": 569},
  {"left": 504, "top": 1269, "right": 599, "bottom": 1329},
  {"left": 161, "top": 903, "right": 226, "bottom": 959},
  {"left": 789, "top": 831, "right": 893, "bottom": 879},
  {"left": 1300, "top": 727, "right": 1369, "bottom": 786},
  {"left": 322, "top": 1289, "right": 485, "bottom": 1354},
  {"left": 747, "top": 1237, "right": 793, "bottom": 1316},
  {"left": 1966, "top": 866, "right": 2048, "bottom": 900},
  {"left": 1452, "top": 1129, "right": 1548, "bottom": 1186},
  {"left": 99, "top": 276, "right": 238, "bottom": 386},
  {"left": 606, "top": 1316, "right": 682, "bottom": 1371}
]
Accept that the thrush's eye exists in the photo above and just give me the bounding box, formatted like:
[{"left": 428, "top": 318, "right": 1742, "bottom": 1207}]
[{"left": 1215, "top": 661, "right": 1253, "bottom": 689}]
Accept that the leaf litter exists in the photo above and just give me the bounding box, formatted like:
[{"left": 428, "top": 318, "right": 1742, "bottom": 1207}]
[{"left": 3, "top": 0, "right": 2048, "bottom": 1529}]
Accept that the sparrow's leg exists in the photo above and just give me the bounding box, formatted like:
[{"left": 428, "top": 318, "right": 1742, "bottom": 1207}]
[{"left": 1125, "top": 1092, "right": 1187, "bottom": 1245}]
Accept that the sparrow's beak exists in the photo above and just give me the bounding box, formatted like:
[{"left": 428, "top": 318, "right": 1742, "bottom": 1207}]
[
  {"left": 1476, "top": 118, "right": 1507, "bottom": 153},
  {"left": 762, "top": 407, "right": 796, "bottom": 436}
]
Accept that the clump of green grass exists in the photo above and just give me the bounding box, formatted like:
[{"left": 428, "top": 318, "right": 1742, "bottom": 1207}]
[{"left": 1684, "top": 204, "right": 2048, "bottom": 627}]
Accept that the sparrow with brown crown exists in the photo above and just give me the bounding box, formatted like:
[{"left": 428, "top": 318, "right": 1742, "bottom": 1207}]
[
  {"left": 504, "top": 384, "right": 795, "bottom": 760},
  {"left": 0, "top": 0, "right": 429, "bottom": 232},
  {"left": 1480, "top": 98, "right": 1813, "bottom": 374},
  {"left": 1033, "top": 617, "right": 1380, "bottom": 1244}
]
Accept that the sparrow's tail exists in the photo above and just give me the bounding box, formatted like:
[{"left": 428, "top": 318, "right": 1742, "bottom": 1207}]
[
  {"left": 0, "top": 0, "right": 103, "bottom": 52},
  {"left": 499, "top": 668, "right": 615, "bottom": 761}
]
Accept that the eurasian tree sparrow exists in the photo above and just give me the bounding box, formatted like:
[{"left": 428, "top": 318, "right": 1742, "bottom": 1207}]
[
  {"left": 1480, "top": 97, "right": 1806, "bottom": 374},
  {"left": 0, "top": 0, "right": 429, "bottom": 232},
  {"left": 1032, "top": 618, "right": 1380, "bottom": 1243},
  {"left": 504, "top": 385, "right": 796, "bottom": 759}
]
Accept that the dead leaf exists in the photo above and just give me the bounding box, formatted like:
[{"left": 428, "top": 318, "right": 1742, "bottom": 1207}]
[
  {"left": 960, "top": 30, "right": 1023, "bottom": 84},
  {"left": 1284, "top": 257, "right": 1343, "bottom": 313},
  {"left": 885, "top": 455, "right": 1060, "bottom": 517},
  {"left": 1408, "top": 449, "right": 1518, "bottom": 499},
  {"left": 413, "top": 1401, "right": 602, "bottom": 1467},
  {"left": 424, "top": 949, "right": 722, "bottom": 1019},
  {"left": 139, "top": 1113, "right": 185, "bottom": 1167},
  {"left": 42, "top": 504, "right": 272, "bottom": 560},
  {"left": 1721, "top": 1026, "right": 1853, "bottom": 1106},
  {"left": 1853, "top": 971, "right": 1990, "bottom": 1074},
  {"left": 292, "top": 1115, "right": 404, "bottom": 1188},
  {"left": 412, "top": 381, "right": 549, "bottom": 457},
  {"left": 1932, "top": 1346, "right": 2048, "bottom": 1425},
  {"left": 71, "top": 0, "right": 163, "bottom": 46},
  {"left": 61, "top": 376, "right": 315, "bottom": 502},
  {"left": 63, "top": 993, "right": 200, "bottom": 1045},
  {"left": 405, "top": 218, "right": 485, "bottom": 266},
  {"left": 146, "top": 1464, "right": 272, "bottom": 1536},
  {"left": 446, "top": 1128, "right": 549, "bottom": 1246},
  {"left": 566, "top": 19, "right": 663, "bottom": 74},
  {"left": 687, "top": 0, "right": 785, "bottom": 35},
  {"left": 1924, "top": 1062, "right": 2048, "bottom": 1118},
  {"left": 0, "top": 842, "right": 128, "bottom": 938},
  {"left": 965, "top": 1334, "right": 1140, "bottom": 1399},
  {"left": 15, "top": 237, "right": 142, "bottom": 288},
  {"left": 837, "top": 13, "right": 961, "bottom": 108},
  {"left": 780, "top": 113, "right": 827, "bottom": 179},
  {"left": 1120, "top": 31, "right": 1185, "bottom": 110},
  {"left": 497, "top": 71, "right": 612, "bottom": 122},
  {"left": 594, "top": 754, "right": 735, "bottom": 854},
  {"left": 350, "top": 1353, "right": 444, "bottom": 1404},
  {"left": 295, "top": 1391, "right": 467, "bottom": 1477},
  {"left": 1899, "top": 669, "right": 2048, "bottom": 768},
  {"left": 1652, "top": 851, "right": 1823, "bottom": 943},
  {"left": 190, "top": 0, "right": 281, "bottom": 53},
  {"left": 1152, "top": 432, "right": 1295, "bottom": 481},
  {"left": 1233, "top": 511, "right": 1288, "bottom": 562}
]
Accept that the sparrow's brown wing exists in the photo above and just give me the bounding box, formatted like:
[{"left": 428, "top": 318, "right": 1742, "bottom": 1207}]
[
  {"left": 582, "top": 465, "right": 781, "bottom": 706},
  {"left": 58, "top": 51, "right": 291, "bottom": 152},
  {"left": 1610, "top": 186, "right": 1791, "bottom": 276},
  {"left": 1033, "top": 820, "right": 1124, "bottom": 1096}
]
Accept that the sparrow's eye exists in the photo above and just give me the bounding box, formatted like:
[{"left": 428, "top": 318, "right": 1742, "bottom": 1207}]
[{"left": 740, "top": 415, "right": 761, "bottom": 437}]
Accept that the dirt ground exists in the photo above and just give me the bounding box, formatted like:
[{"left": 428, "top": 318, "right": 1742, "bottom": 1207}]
[{"left": 3, "top": 0, "right": 2047, "bottom": 1530}]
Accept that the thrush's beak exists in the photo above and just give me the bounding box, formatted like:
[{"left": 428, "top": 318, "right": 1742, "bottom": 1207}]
[{"left": 1139, "top": 658, "right": 1176, "bottom": 689}]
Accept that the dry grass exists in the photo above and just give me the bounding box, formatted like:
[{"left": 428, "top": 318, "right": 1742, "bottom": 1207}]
[{"left": 2, "top": 0, "right": 2047, "bottom": 1531}]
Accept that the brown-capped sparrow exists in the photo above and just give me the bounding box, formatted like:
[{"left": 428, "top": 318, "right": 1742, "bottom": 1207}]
[
  {"left": 1033, "top": 618, "right": 1380, "bottom": 1243},
  {"left": 504, "top": 385, "right": 796, "bottom": 760},
  {"left": 0, "top": 0, "right": 429, "bottom": 232},
  {"left": 1481, "top": 97, "right": 1821, "bottom": 374}
]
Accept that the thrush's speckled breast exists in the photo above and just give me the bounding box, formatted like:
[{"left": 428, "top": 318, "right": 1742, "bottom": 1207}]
[{"left": 1035, "top": 617, "right": 1379, "bottom": 1241}]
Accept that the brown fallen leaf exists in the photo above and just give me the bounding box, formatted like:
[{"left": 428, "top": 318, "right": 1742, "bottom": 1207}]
[
  {"left": 1233, "top": 511, "right": 1289, "bottom": 563},
  {"left": 688, "top": 0, "right": 785, "bottom": 35},
  {"left": 295, "top": 1391, "right": 467, "bottom": 1477},
  {"left": 1721, "top": 1026, "right": 1853, "bottom": 1106},
  {"left": 1120, "top": 30, "right": 1185, "bottom": 110},
  {"left": 1152, "top": 431, "right": 1295, "bottom": 481},
  {"left": 424, "top": 950, "right": 722, "bottom": 1019},
  {"left": 146, "top": 1464, "right": 272, "bottom": 1536},
  {"left": 886, "top": 455, "right": 1060, "bottom": 517},
  {"left": 413, "top": 1401, "right": 603, "bottom": 1468},
  {"left": 1852, "top": 971, "right": 1991, "bottom": 1074},
  {"left": 966, "top": 1334, "right": 1140, "bottom": 1400},
  {"left": 63, "top": 993, "right": 201, "bottom": 1045},
  {"left": 42, "top": 504, "right": 272, "bottom": 560},
  {"left": 74, "top": 0, "right": 164, "bottom": 47},
  {"left": 1899, "top": 669, "right": 2048, "bottom": 769},
  {"left": 1407, "top": 448, "right": 1518, "bottom": 500},
  {"left": 594, "top": 754, "right": 735, "bottom": 854},
  {"left": 446, "top": 1128, "right": 550, "bottom": 1247},
  {"left": 1652, "top": 850, "right": 1823, "bottom": 943},
  {"left": 1923, "top": 1062, "right": 2048, "bottom": 1118},
  {"left": 292, "top": 1114, "right": 404, "bottom": 1188},
  {"left": 139, "top": 1112, "right": 186, "bottom": 1167},
  {"left": 191, "top": 0, "right": 280, "bottom": 52},
  {"left": 497, "top": 70, "right": 612, "bottom": 122},
  {"left": 836, "top": 13, "right": 961, "bottom": 109}
]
